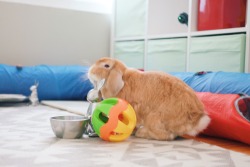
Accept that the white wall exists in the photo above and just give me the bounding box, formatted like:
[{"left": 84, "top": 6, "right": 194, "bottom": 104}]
[
  {"left": 0, "top": 1, "right": 111, "bottom": 66},
  {"left": 0, "top": 0, "right": 113, "bottom": 14}
]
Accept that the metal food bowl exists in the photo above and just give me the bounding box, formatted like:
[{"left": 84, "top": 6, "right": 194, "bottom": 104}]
[{"left": 50, "top": 116, "right": 90, "bottom": 139}]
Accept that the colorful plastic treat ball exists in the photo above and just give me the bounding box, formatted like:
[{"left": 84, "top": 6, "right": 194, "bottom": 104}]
[{"left": 91, "top": 98, "right": 136, "bottom": 142}]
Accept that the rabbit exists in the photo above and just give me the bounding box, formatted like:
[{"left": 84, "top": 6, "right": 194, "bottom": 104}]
[
  {"left": 88, "top": 57, "right": 210, "bottom": 141},
  {"left": 29, "top": 82, "right": 39, "bottom": 106}
]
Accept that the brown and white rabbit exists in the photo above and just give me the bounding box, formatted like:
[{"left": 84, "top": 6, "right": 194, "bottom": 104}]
[{"left": 88, "top": 57, "right": 210, "bottom": 141}]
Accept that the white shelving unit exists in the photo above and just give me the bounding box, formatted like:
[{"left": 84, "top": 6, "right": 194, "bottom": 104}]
[{"left": 111, "top": 0, "right": 250, "bottom": 72}]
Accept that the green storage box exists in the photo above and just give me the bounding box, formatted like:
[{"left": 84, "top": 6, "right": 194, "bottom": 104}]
[
  {"left": 114, "top": 41, "right": 144, "bottom": 69},
  {"left": 147, "top": 38, "right": 187, "bottom": 72},
  {"left": 189, "top": 34, "right": 246, "bottom": 72},
  {"left": 115, "top": 0, "right": 146, "bottom": 38}
]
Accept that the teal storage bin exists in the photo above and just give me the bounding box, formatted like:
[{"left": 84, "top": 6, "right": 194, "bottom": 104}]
[
  {"left": 115, "top": 0, "right": 146, "bottom": 38},
  {"left": 114, "top": 41, "right": 144, "bottom": 69},
  {"left": 147, "top": 38, "right": 187, "bottom": 72},
  {"left": 189, "top": 34, "right": 246, "bottom": 72}
]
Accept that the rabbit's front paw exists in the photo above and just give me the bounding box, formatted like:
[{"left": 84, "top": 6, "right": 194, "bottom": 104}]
[{"left": 135, "top": 126, "right": 149, "bottom": 139}]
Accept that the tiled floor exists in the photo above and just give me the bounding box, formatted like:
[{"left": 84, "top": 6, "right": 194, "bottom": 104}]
[{"left": 0, "top": 104, "right": 250, "bottom": 167}]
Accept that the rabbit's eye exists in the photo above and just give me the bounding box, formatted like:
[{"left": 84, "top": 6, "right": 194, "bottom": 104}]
[{"left": 104, "top": 64, "right": 110, "bottom": 68}]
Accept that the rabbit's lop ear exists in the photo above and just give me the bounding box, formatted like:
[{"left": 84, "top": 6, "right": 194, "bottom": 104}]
[{"left": 106, "top": 69, "right": 124, "bottom": 96}]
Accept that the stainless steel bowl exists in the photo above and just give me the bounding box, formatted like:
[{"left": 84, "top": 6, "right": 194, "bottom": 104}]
[{"left": 50, "top": 116, "right": 90, "bottom": 139}]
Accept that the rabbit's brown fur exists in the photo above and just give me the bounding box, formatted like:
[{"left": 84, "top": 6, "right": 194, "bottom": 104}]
[{"left": 88, "top": 57, "right": 210, "bottom": 140}]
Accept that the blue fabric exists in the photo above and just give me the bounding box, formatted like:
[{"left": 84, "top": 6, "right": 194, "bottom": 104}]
[
  {"left": 2, "top": 65, "right": 249, "bottom": 100},
  {"left": 0, "top": 64, "right": 93, "bottom": 100},
  {"left": 170, "top": 72, "right": 250, "bottom": 95}
]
